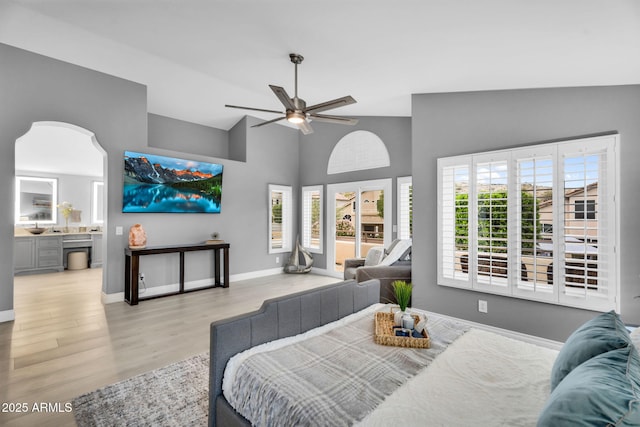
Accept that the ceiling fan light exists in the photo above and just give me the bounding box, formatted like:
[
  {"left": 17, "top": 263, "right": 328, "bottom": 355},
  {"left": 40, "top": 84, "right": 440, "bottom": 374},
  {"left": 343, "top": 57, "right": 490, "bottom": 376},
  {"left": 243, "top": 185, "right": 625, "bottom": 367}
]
[{"left": 287, "top": 111, "right": 305, "bottom": 124}]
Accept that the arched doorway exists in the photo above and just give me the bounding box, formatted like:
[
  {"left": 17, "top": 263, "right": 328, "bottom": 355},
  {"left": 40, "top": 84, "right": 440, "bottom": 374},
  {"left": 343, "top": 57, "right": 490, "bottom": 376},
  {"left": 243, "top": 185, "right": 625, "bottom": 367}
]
[{"left": 14, "top": 121, "right": 107, "bottom": 299}]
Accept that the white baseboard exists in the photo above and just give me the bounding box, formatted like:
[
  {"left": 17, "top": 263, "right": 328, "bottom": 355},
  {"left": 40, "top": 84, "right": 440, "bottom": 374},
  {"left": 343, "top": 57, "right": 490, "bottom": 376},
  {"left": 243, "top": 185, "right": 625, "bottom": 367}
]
[
  {"left": 102, "top": 292, "right": 124, "bottom": 304},
  {"left": 0, "top": 309, "right": 15, "bottom": 323},
  {"left": 99, "top": 267, "right": 328, "bottom": 304},
  {"left": 229, "top": 267, "right": 282, "bottom": 282},
  {"left": 433, "top": 311, "right": 563, "bottom": 350}
]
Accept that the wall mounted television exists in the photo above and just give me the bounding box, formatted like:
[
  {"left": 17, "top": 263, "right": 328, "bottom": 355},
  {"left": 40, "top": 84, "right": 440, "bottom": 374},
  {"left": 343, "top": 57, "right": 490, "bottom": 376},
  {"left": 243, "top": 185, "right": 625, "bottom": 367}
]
[{"left": 122, "top": 151, "right": 223, "bottom": 213}]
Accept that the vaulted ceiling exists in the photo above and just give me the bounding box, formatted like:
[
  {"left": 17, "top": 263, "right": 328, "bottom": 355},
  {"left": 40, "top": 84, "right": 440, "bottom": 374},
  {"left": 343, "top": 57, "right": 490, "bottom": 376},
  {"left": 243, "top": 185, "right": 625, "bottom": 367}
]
[{"left": 2, "top": 0, "right": 639, "bottom": 131}]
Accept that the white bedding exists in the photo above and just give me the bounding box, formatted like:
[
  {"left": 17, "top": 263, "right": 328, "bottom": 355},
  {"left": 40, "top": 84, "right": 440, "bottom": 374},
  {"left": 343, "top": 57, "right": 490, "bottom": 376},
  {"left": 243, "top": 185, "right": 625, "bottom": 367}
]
[
  {"left": 223, "top": 305, "right": 559, "bottom": 426},
  {"left": 358, "top": 328, "right": 558, "bottom": 427}
]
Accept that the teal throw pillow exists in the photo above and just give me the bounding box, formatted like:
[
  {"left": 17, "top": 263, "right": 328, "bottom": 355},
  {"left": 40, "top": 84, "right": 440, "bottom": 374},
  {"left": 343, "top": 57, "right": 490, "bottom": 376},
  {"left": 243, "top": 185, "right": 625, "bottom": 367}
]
[
  {"left": 538, "top": 345, "right": 640, "bottom": 426},
  {"left": 550, "top": 310, "right": 631, "bottom": 390}
]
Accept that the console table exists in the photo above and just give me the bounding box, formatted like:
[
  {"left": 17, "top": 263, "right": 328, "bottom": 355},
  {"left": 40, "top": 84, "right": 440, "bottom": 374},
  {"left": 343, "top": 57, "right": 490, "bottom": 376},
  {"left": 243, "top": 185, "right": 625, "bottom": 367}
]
[{"left": 124, "top": 242, "right": 230, "bottom": 305}]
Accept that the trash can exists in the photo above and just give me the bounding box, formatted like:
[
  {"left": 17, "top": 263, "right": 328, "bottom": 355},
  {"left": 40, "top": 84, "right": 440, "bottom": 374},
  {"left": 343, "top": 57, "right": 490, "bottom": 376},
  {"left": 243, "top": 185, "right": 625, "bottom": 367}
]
[{"left": 68, "top": 251, "right": 88, "bottom": 270}]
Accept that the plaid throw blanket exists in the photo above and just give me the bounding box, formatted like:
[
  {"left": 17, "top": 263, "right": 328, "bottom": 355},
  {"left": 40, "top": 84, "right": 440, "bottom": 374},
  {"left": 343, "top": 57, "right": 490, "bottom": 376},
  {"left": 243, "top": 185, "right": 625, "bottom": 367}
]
[{"left": 224, "top": 307, "right": 469, "bottom": 427}]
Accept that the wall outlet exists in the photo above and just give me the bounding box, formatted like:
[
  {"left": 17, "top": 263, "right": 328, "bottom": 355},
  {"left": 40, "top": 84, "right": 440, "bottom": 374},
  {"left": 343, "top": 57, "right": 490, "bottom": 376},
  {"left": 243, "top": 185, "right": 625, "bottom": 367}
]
[
  {"left": 276, "top": 256, "right": 280, "bottom": 264},
  {"left": 478, "top": 299, "right": 488, "bottom": 313},
  {"left": 115, "top": 226, "right": 123, "bottom": 235}
]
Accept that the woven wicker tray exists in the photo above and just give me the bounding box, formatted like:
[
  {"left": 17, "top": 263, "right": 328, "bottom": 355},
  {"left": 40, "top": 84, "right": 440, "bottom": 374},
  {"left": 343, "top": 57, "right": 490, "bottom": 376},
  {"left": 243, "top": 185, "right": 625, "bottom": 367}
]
[{"left": 374, "top": 311, "right": 431, "bottom": 348}]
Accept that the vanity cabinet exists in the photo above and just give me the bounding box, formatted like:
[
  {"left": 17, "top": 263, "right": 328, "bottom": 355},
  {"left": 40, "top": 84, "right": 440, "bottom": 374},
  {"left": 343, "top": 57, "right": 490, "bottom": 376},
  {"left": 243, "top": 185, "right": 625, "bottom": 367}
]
[
  {"left": 91, "top": 233, "right": 103, "bottom": 268},
  {"left": 14, "top": 235, "right": 64, "bottom": 274}
]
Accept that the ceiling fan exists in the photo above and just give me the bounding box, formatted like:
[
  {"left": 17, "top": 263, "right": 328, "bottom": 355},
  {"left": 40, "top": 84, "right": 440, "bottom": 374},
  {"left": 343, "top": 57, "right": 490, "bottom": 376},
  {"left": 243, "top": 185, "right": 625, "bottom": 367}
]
[{"left": 225, "top": 53, "right": 358, "bottom": 135}]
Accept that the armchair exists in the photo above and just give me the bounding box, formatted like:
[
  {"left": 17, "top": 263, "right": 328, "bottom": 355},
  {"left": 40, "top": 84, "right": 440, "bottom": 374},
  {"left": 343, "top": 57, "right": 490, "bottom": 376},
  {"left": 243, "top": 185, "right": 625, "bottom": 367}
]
[{"left": 343, "top": 239, "right": 412, "bottom": 304}]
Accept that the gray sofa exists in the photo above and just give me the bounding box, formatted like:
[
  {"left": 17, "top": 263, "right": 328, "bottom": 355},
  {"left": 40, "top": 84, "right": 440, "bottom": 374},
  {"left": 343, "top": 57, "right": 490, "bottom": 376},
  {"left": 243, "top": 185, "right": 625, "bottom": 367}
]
[
  {"left": 208, "top": 278, "right": 381, "bottom": 427},
  {"left": 343, "top": 239, "right": 412, "bottom": 305}
]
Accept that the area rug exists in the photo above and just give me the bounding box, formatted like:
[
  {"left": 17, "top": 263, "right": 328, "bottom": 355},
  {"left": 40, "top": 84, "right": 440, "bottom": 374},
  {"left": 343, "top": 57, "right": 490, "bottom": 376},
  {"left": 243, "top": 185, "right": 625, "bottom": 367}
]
[{"left": 73, "top": 352, "right": 209, "bottom": 426}]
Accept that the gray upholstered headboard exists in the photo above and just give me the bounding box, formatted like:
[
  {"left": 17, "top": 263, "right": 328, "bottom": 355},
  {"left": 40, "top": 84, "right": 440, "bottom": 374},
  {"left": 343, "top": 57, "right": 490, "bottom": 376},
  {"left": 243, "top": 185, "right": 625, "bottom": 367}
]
[{"left": 208, "top": 278, "right": 381, "bottom": 427}]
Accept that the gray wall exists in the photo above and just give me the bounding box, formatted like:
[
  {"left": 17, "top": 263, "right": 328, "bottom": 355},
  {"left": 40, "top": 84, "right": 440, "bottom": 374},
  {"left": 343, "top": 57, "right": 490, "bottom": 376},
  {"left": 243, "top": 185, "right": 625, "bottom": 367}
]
[
  {"left": 412, "top": 85, "right": 640, "bottom": 341},
  {"left": 0, "top": 43, "right": 299, "bottom": 316},
  {"left": 298, "top": 117, "right": 412, "bottom": 269},
  {"left": 148, "top": 113, "right": 229, "bottom": 159}
]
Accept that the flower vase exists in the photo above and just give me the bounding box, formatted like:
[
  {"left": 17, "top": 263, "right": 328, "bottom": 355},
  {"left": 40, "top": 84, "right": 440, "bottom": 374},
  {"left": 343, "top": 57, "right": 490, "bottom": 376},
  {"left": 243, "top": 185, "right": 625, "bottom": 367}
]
[
  {"left": 64, "top": 218, "right": 69, "bottom": 233},
  {"left": 394, "top": 308, "right": 414, "bottom": 329}
]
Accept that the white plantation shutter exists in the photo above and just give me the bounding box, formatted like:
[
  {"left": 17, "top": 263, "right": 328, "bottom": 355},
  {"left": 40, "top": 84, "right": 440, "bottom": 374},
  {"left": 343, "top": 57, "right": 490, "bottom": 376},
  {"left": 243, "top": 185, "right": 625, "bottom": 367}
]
[
  {"left": 513, "top": 145, "right": 556, "bottom": 303},
  {"left": 397, "top": 177, "right": 412, "bottom": 240},
  {"left": 437, "top": 134, "right": 619, "bottom": 312},
  {"left": 438, "top": 161, "right": 470, "bottom": 287},
  {"left": 558, "top": 137, "right": 616, "bottom": 311},
  {"left": 474, "top": 156, "right": 509, "bottom": 292},
  {"left": 301, "top": 186, "right": 322, "bottom": 253},
  {"left": 269, "top": 185, "right": 292, "bottom": 253}
]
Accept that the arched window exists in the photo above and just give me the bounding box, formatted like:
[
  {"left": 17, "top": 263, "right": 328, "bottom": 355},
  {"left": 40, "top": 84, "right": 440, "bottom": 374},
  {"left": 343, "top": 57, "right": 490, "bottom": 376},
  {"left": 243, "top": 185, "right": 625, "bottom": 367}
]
[{"left": 327, "top": 131, "right": 390, "bottom": 174}]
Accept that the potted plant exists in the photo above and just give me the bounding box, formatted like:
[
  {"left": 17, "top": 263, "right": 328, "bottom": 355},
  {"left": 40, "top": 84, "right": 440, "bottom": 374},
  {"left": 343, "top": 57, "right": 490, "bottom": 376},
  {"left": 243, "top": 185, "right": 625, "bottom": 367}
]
[{"left": 391, "top": 280, "right": 413, "bottom": 327}]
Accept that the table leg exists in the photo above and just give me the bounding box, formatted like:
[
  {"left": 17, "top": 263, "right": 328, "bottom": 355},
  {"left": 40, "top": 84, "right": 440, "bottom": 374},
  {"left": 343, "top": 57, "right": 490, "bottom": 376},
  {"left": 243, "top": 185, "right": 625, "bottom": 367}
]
[
  {"left": 131, "top": 254, "right": 140, "bottom": 305},
  {"left": 223, "top": 247, "right": 229, "bottom": 288},
  {"left": 179, "top": 251, "right": 185, "bottom": 293},
  {"left": 214, "top": 248, "right": 221, "bottom": 286}
]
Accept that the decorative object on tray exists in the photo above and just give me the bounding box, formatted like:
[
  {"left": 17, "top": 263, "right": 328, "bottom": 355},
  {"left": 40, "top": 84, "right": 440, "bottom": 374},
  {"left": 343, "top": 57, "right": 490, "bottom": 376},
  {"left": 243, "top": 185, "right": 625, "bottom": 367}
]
[
  {"left": 391, "top": 280, "right": 413, "bottom": 326},
  {"left": 374, "top": 311, "right": 430, "bottom": 348},
  {"left": 206, "top": 231, "right": 224, "bottom": 244},
  {"left": 128, "top": 223, "right": 147, "bottom": 249},
  {"left": 283, "top": 235, "right": 313, "bottom": 273}
]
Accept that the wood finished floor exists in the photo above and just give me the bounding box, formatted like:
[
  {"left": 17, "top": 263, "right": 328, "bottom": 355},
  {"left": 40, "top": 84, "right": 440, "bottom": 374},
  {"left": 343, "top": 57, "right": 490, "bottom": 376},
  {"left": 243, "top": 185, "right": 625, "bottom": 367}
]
[{"left": 0, "top": 268, "right": 338, "bottom": 426}]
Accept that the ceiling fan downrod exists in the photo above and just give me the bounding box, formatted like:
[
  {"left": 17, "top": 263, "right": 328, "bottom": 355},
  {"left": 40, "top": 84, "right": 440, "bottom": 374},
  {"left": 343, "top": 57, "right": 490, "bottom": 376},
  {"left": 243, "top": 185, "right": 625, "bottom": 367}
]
[{"left": 290, "top": 53, "right": 303, "bottom": 100}]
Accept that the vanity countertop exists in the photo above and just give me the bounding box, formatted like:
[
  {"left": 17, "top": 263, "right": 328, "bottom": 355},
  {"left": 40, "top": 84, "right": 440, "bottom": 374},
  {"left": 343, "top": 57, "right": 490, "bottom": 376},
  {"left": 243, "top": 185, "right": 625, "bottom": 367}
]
[{"left": 15, "top": 229, "right": 103, "bottom": 237}]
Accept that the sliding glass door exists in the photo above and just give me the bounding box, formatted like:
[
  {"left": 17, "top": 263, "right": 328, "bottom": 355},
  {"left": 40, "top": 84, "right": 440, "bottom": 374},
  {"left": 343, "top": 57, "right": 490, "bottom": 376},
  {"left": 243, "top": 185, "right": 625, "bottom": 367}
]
[{"left": 327, "top": 179, "right": 392, "bottom": 276}]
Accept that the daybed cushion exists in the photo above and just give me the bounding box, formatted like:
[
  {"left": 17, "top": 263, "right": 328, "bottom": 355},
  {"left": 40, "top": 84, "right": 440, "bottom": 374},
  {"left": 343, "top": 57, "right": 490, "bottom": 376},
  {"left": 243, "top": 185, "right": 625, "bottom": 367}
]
[
  {"left": 537, "top": 344, "right": 640, "bottom": 426},
  {"left": 550, "top": 310, "right": 632, "bottom": 390}
]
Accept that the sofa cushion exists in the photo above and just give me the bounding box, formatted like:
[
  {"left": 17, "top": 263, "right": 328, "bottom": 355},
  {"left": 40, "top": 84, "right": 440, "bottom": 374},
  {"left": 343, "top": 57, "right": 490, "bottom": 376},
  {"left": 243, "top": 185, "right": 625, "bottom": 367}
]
[
  {"left": 537, "top": 345, "right": 640, "bottom": 426},
  {"left": 550, "top": 310, "right": 632, "bottom": 390},
  {"left": 379, "top": 239, "right": 412, "bottom": 266},
  {"left": 364, "top": 246, "right": 385, "bottom": 266}
]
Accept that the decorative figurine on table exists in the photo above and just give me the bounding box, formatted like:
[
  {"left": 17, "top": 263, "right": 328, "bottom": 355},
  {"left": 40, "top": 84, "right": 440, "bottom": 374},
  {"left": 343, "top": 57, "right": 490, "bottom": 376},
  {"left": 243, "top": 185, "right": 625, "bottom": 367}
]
[{"left": 129, "top": 223, "right": 147, "bottom": 249}]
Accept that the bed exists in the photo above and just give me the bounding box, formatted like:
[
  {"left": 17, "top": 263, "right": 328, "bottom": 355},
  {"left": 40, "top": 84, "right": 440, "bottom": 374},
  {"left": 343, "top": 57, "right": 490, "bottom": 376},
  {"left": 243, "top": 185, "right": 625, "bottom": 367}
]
[{"left": 209, "top": 279, "right": 640, "bottom": 426}]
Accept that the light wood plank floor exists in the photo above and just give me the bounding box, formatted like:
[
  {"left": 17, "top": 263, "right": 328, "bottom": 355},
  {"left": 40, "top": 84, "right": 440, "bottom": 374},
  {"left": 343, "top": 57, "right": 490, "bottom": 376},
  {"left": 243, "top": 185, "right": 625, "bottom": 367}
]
[{"left": 0, "top": 269, "right": 338, "bottom": 426}]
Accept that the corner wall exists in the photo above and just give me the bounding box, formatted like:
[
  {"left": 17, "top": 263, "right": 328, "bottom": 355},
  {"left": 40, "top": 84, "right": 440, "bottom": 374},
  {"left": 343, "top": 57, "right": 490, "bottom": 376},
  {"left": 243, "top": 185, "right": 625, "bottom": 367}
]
[
  {"left": 411, "top": 85, "right": 640, "bottom": 341},
  {"left": 0, "top": 43, "right": 300, "bottom": 317},
  {"left": 298, "top": 117, "right": 412, "bottom": 269}
]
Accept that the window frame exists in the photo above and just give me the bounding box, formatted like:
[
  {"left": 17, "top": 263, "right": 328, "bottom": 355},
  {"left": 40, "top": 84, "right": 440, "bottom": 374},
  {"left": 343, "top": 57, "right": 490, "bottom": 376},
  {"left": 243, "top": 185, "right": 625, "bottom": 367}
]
[
  {"left": 268, "top": 184, "right": 292, "bottom": 254},
  {"left": 301, "top": 185, "right": 323, "bottom": 254},
  {"left": 437, "top": 134, "right": 619, "bottom": 312}
]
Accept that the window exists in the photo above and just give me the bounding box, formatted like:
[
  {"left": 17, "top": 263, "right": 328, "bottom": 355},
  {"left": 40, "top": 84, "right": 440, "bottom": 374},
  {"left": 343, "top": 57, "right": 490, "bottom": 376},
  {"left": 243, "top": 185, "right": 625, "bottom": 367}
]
[
  {"left": 397, "top": 176, "right": 413, "bottom": 239},
  {"left": 437, "top": 134, "right": 619, "bottom": 312},
  {"left": 301, "top": 185, "right": 323, "bottom": 253},
  {"left": 269, "top": 184, "right": 292, "bottom": 253},
  {"left": 574, "top": 200, "right": 596, "bottom": 220}
]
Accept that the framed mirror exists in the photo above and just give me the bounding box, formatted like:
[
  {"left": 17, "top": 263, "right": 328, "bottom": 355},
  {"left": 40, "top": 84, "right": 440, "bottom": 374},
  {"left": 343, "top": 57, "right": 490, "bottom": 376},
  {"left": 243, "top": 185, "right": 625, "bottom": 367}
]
[
  {"left": 91, "top": 181, "right": 104, "bottom": 224},
  {"left": 15, "top": 176, "right": 58, "bottom": 225}
]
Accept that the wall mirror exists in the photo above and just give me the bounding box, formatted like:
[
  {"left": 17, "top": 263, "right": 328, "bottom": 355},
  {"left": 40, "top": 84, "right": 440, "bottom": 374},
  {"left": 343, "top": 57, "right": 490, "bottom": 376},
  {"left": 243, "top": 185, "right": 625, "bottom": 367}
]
[{"left": 15, "top": 176, "right": 58, "bottom": 225}]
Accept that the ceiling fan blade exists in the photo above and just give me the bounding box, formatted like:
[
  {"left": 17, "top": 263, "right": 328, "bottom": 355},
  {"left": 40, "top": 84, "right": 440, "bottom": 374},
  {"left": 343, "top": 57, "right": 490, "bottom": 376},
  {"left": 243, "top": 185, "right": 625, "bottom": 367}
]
[
  {"left": 225, "top": 104, "right": 284, "bottom": 115},
  {"left": 297, "top": 120, "right": 314, "bottom": 135},
  {"left": 305, "top": 95, "right": 356, "bottom": 114},
  {"left": 309, "top": 114, "right": 358, "bottom": 125},
  {"left": 269, "top": 85, "right": 296, "bottom": 111},
  {"left": 251, "top": 116, "right": 286, "bottom": 128}
]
